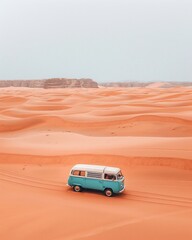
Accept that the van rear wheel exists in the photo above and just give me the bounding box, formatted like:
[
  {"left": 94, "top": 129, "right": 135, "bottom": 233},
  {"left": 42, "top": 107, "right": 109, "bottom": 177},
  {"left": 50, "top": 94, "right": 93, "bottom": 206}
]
[
  {"left": 104, "top": 188, "right": 113, "bottom": 197},
  {"left": 73, "top": 185, "right": 82, "bottom": 192}
]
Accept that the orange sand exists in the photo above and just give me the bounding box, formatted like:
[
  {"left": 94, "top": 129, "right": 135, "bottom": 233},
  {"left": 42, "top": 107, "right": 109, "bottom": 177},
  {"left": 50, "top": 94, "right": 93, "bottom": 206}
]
[{"left": 0, "top": 87, "right": 192, "bottom": 240}]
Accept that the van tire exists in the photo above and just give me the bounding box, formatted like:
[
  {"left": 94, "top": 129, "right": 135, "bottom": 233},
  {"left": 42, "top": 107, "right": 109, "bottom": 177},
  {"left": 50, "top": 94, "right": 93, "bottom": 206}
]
[
  {"left": 104, "top": 188, "right": 113, "bottom": 197},
  {"left": 73, "top": 185, "right": 82, "bottom": 192}
]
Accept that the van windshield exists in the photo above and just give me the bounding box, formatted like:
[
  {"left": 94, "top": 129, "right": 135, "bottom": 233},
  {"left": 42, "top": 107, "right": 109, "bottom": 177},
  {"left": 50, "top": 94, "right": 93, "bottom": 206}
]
[{"left": 117, "top": 171, "right": 124, "bottom": 180}]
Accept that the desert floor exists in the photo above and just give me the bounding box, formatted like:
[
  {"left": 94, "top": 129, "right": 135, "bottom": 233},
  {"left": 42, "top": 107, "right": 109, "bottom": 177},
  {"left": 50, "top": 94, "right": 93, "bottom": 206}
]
[{"left": 0, "top": 87, "right": 192, "bottom": 240}]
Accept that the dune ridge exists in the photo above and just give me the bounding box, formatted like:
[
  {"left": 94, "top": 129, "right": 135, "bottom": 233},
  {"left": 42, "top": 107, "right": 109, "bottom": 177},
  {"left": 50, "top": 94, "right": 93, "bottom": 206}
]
[{"left": 0, "top": 153, "right": 192, "bottom": 170}]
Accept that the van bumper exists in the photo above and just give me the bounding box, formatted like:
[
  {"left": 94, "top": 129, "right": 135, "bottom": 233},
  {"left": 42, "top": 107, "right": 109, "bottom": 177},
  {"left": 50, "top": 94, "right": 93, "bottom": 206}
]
[{"left": 119, "top": 186, "right": 125, "bottom": 193}]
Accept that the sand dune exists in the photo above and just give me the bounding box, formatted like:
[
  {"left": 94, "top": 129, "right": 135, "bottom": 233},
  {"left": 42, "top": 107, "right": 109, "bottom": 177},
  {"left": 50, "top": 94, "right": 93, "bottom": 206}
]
[{"left": 0, "top": 87, "right": 192, "bottom": 240}]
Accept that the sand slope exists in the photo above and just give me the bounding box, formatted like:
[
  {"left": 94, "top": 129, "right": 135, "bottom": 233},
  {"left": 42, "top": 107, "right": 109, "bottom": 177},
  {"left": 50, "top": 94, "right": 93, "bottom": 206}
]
[{"left": 0, "top": 87, "right": 192, "bottom": 240}]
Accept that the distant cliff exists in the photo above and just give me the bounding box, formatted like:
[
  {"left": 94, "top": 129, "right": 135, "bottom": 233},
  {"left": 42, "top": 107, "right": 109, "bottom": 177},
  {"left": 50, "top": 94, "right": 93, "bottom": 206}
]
[
  {"left": 0, "top": 78, "right": 98, "bottom": 88},
  {"left": 43, "top": 78, "right": 98, "bottom": 88}
]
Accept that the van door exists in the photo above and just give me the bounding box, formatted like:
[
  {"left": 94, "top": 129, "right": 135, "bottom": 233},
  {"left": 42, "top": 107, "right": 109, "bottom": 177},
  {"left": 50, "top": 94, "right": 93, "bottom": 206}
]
[{"left": 85, "top": 172, "right": 104, "bottom": 191}]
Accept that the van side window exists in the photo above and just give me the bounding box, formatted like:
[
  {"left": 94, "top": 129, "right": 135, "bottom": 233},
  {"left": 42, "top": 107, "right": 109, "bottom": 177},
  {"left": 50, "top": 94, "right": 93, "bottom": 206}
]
[
  {"left": 80, "top": 171, "right": 85, "bottom": 176},
  {"left": 104, "top": 174, "right": 116, "bottom": 180},
  {"left": 87, "top": 172, "right": 102, "bottom": 179},
  {"left": 72, "top": 170, "right": 86, "bottom": 176},
  {"left": 72, "top": 170, "right": 80, "bottom": 176}
]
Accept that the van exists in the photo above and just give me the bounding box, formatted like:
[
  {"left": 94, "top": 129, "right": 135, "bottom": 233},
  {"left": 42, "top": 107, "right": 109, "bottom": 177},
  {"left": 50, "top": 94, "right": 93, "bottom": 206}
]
[{"left": 67, "top": 164, "right": 125, "bottom": 197}]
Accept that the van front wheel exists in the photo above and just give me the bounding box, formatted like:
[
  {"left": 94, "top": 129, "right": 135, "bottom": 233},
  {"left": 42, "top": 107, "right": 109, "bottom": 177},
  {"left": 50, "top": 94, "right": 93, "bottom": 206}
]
[
  {"left": 73, "top": 185, "right": 82, "bottom": 192},
  {"left": 104, "top": 188, "right": 113, "bottom": 197}
]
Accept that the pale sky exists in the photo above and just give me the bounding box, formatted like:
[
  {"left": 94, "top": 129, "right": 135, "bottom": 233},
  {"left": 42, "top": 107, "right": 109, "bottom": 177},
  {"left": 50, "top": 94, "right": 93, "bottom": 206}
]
[{"left": 0, "top": 0, "right": 192, "bottom": 82}]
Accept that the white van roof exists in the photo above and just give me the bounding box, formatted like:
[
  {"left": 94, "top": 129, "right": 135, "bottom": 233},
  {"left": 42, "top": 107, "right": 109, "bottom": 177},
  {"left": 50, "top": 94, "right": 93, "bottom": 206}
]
[{"left": 71, "top": 164, "right": 120, "bottom": 174}]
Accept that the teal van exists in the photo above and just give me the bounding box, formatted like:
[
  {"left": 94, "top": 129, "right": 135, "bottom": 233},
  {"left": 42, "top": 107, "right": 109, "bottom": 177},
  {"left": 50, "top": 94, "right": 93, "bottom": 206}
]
[{"left": 67, "top": 164, "right": 125, "bottom": 197}]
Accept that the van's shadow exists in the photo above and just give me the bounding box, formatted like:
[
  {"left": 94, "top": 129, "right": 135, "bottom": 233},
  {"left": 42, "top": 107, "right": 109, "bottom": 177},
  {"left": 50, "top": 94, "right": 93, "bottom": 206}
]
[{"left": 68, "top": 188, "right": 126, "bottom": 198}]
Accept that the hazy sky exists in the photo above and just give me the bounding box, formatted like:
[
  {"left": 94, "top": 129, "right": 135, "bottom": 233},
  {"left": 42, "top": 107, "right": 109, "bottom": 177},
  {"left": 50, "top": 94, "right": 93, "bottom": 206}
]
[{"left": 0, "top": 0, "right": 192, "bottom": 82}]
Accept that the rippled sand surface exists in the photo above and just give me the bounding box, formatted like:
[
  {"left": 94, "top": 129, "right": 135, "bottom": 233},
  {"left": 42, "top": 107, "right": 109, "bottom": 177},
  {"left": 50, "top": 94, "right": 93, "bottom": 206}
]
[{"left": 0, "top": 87, "right": 192, "bottom": 240}]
